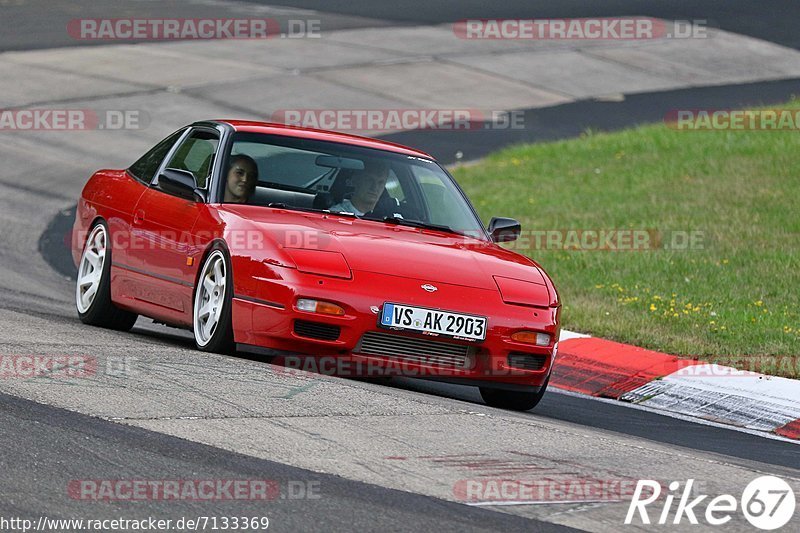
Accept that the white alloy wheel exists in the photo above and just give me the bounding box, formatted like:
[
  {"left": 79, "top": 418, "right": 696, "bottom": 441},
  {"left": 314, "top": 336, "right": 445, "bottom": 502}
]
[
  {"left": 76, "top": 224, "right": 107, "bottom": 314},
  {"left": 194, "top": 250, "right": 227, "bottom": 347}
]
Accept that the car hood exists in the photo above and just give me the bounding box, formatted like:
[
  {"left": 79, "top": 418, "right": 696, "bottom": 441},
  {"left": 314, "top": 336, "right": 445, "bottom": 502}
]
[{"left": 220, "top": 207, "right": 554, "bottom": 301}]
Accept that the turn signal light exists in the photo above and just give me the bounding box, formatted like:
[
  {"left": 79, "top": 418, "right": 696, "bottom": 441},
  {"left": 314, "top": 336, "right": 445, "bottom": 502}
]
[
  {"left": 511, "top": 331, "right": 551, "bottom": 346},
  {"left": 296, "top": 298, "right": 345, "bottom": 316}
]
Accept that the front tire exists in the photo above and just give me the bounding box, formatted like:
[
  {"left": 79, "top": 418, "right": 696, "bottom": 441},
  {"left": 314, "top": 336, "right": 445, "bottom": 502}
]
[
  {"left": 193, "top": 247, "right": 234, "bottom": 353},
  {"left": 75, "top": 221, "right": 138, "bottom": 331},
  {"left": 479, "top": 376, "right": 549, "bottom": 411}
]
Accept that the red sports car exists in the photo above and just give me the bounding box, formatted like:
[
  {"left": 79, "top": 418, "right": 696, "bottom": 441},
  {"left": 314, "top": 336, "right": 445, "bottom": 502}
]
[{"left": 73, "top": 120, "right": 560, "bottom": 410}]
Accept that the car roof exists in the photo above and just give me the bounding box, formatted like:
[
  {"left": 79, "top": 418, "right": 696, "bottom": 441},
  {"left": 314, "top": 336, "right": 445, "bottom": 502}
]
[{"left": 208, "top": 119, "right": 434, "bottom": 159}]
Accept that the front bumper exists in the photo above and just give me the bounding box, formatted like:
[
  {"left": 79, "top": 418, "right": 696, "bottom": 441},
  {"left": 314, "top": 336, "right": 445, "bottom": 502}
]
[{"left": 231, "top": 268, "right": 559, "bottom": 389}]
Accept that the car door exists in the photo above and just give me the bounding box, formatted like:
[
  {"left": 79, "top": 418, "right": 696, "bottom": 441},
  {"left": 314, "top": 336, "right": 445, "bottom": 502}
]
[
  {"left": 98, "top": 127, "right": 186, "bottom": 277},
  {"left": 127, "top": 127, "right": 220, "bottom": 325}
]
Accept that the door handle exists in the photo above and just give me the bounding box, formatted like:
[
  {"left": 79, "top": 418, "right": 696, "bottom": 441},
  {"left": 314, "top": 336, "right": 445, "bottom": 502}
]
[{"left": 133, "top": 209, "right": 145, "bottom": 225}]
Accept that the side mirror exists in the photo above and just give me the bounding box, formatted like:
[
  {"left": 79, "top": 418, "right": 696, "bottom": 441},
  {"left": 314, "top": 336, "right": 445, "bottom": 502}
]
[
  {"left": 158, "top": 168, "right": 205, "bottom": 202},
  {"left": 488, "top": 217, "right": 521, "bottom": 243}
]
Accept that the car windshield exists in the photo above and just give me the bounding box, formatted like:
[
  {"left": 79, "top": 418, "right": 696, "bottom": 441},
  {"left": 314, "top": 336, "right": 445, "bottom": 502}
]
[{"left": 220, "top": 132, "right": 487, "bottom": 240}]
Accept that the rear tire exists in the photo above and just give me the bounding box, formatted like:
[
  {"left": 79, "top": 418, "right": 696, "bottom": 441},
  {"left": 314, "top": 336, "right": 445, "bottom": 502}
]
[
  {"left": 75, "top": 221, "right": 138, "bottom": 331},
  {"left": 479, "top": 375, "right": 549, "bottom": 411},
  {"left": 193, "top": 247, "right": 235, "bottom": 354}
]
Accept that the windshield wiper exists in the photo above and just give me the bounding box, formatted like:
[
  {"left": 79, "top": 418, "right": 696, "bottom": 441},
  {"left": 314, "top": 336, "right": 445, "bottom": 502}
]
[
  {"left": 261, "top": 205, "right": 456, "bottom": 235},
  {"left": 267, "top": 202, "right": 362, "bottom": 218},
  {"left": 381, "top": 215, "right": 461, "bottom": 236}
]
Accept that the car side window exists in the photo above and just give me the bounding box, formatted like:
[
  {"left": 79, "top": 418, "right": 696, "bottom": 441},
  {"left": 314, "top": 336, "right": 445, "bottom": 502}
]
[
  {"left": 128, "top": 129, "right": 186, "bottom": 184},
  {"left": 411, "top": 165, "right": 476, "bottom": 230},
  {"left": 165, "top": 130, "right": 220, "bottom": 188}
]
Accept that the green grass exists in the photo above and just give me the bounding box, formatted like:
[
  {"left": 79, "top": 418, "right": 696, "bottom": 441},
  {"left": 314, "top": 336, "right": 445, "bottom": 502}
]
[{"left": 452, "top": 100, "right": 800, "bottom": 372}]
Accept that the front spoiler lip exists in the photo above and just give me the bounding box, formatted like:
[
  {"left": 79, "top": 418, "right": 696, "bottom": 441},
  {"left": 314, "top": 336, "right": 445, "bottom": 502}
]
[
  {"left": 409, "top": 375, "right": 545, "bottom": 393},
  {"left": 235, "top": 342, "right": 550, "bottom": 387}
]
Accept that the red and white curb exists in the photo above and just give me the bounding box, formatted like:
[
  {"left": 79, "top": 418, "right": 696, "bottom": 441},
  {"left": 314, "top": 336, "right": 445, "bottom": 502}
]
[{"left": 554, "top": 330, "right": 800, "bottom": 440}]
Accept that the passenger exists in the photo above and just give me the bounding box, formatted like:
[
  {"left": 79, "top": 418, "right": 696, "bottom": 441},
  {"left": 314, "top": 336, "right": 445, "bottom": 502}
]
[
  {"left": 329, "top": 160, "right": 389, "bottom": 215},
  {"left": 223, "top": 154, "right": 258, "bottom": 203}
]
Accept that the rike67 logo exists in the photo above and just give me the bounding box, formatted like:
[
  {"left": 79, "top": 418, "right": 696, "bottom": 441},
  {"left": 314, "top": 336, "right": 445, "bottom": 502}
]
[{"left": 626, "top": 476, "right": 796, "bottom": 530}]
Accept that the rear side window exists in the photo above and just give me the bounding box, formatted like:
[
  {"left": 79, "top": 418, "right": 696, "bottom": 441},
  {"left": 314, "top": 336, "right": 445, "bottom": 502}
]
[{"left": 128, "top": 129, "right": 186, "bottom": 184}]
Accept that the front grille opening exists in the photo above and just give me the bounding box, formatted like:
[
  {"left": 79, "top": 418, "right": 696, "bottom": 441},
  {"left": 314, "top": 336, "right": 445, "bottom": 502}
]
[
  {"left": 507, "top": 352, "right": 547, "bottom": 371},
  {"left": 294, "top": 320, "right": 341, "bottom": 341},
  {"left": 358, "top": 330, "right": 474, "bottom": 368}
]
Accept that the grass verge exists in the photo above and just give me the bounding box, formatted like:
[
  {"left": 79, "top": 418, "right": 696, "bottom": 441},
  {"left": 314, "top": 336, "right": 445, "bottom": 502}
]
[{"left": 452, "top": 100, "right": 800, "bottom": 374}]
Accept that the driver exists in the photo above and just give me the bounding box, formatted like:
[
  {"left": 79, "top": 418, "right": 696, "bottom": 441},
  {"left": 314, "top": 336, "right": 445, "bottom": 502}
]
[
  {"left": 223, "top": 154, "right": 258, "bottom": 203},
  {"left": 329, "top": 160, "right": 389, "bottom": 215}
]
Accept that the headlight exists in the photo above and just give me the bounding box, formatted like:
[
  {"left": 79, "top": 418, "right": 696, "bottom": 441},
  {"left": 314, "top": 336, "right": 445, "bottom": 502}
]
[
  {"left": 493, "top": 275, "right": 550, "bottom": 307},
  {"left": 283, "top": 249, "right": 352, "bottom": 279}
]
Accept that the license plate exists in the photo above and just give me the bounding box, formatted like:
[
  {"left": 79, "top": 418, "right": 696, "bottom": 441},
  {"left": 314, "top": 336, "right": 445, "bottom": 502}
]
[{"left": 379, "top": 303, "right": 487, "bottom": 341}]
